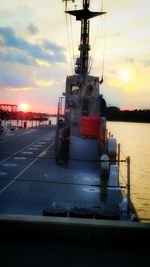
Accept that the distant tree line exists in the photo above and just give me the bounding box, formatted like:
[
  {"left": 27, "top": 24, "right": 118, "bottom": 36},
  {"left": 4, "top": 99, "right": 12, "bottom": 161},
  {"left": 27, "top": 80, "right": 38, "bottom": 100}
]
[
  {"left": 106, "top": 107, "right": 150, "bottom": 123},
  {"left": 1, "top": 107, "right": 149, "bottom": 123}
]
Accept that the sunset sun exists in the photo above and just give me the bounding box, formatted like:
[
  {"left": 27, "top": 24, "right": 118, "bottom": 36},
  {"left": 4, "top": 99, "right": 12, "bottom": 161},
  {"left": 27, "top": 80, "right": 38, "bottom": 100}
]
[
  {"left": 119, "top": 69, "right": 131, "bottom": 81},
  {"left": 19, "top": 103, "right": 29, "bottom": 111}
]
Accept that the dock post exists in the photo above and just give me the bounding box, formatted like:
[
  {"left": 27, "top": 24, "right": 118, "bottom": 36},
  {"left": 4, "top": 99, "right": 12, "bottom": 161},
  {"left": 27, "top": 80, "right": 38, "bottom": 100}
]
[
  {"left": 117, "top": 143, "right": 120, "bottom": 167},
  {"left": 117, "top": 143, "right": 120, "bottom": 185}
]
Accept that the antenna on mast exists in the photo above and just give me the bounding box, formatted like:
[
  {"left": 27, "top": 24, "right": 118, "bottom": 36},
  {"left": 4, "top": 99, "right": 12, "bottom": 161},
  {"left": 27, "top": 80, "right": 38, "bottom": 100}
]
[
  {"left": 62, "top": 0, "right": 75, "bottom": 11},
  {"left": 65, "top": 0, "right": 106, "bottom": 82}
]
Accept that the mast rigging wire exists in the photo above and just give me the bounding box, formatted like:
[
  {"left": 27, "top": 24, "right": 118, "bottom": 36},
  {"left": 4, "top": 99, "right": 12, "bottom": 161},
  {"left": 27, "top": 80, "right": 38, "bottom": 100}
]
[
  {"left": 63, "top": 1, "right": 74, "bottom": 75},
  {"left": 100, "top": 14, "right": 107, "bottom": 81},
  {"left": 88, "top": 13, "right": 106, "bottom": 78},
  {"left": 69, "top": 14, "right": 75, "bottom": 67},
  {"left": 88, "top": 0, "right": 107, "bottom": 82},
  {"left": 101, "top": 0, "right": 103, "bottom": 12},
  {"left": 65, "top": 13, "right": 74, "bottom": 74},
  {"left": 88, "top": 15, "right": 102, "bottom": 74}
]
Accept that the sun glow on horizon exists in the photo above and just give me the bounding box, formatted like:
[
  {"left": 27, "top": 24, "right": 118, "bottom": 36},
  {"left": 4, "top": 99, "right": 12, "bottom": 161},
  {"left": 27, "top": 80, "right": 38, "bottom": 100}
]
[{"left": 19, "top": 103, "right": 29, "bottom": 111}]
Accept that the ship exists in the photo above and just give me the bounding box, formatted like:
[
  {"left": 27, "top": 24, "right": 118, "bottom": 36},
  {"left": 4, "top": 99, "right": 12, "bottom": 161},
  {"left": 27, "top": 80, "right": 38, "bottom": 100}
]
[
  {"left": 0, "top": 1, "right": 149, "bottom": 265},
  {"left": 51, "top": 0, "right": 137, "bottom": 221}
]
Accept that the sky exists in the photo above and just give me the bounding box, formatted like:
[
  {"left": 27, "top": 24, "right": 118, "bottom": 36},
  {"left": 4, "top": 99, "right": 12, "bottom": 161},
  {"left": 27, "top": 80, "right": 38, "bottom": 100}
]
[{"left": 0, "top": 0, "right": 150, "bottom": 113}]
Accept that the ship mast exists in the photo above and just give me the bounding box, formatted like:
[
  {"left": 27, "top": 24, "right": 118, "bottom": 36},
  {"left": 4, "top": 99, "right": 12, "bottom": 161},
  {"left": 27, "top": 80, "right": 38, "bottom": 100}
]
[{"left": 66, "top": 0, "right": 106, "bottom": 83}]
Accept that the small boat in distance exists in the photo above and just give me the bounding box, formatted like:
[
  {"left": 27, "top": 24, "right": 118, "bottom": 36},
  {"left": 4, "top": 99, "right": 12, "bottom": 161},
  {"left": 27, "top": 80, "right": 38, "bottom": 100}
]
[{"left": 52, "top": 0, "right": 139, "bottom": 221}]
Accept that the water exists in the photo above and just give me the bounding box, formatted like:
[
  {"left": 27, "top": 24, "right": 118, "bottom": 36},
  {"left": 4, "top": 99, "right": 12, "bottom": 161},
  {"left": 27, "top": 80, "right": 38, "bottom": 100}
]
[{"left": 107, "top": 121, "right": 150, "bottom": 221}]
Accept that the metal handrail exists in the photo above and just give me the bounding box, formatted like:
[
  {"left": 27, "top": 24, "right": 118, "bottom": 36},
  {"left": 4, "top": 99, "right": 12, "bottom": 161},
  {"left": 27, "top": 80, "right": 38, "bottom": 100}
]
[{"left": 127, "top": 156, "right": 131, "bottom": 215}]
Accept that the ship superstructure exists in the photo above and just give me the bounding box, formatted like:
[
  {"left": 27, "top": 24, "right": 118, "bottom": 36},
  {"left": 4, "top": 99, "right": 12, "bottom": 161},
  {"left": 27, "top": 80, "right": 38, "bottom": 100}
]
[{"left": 57, "top": 0, "right": 107, "bottom": 163}]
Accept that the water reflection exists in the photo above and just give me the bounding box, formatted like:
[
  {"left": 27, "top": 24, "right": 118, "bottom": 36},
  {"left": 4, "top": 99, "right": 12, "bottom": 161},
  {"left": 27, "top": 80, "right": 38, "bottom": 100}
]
[{"left": 107, "top": 121, "right": 150, "bottom": 220}]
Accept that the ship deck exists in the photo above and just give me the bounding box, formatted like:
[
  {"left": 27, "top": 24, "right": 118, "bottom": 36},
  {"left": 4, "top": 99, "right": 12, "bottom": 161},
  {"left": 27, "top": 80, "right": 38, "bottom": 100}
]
[
  {"left": 0, "top": 125, "right": 125, "bottom": 219},
  {"left": 0, "top": 125, "right": 149, "bottom": 266}
]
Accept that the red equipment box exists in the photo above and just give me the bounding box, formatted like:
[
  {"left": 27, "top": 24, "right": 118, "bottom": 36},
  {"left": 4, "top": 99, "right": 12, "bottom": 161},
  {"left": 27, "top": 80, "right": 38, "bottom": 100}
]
[{"left": 80, "top": 116, "right": 100, "bottom": 138}]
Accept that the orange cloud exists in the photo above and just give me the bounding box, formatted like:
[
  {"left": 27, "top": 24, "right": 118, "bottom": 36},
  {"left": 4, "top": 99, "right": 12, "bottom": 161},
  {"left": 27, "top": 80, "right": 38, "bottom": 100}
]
[{"left": 9, "top": 87, "right": 34, "bottom": 91}]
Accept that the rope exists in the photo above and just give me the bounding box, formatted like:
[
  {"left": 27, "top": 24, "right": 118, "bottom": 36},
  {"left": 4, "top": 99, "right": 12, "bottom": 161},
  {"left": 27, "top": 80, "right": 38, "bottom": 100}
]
[
  {"left": 0, "top": 176, "right": 127, "bottom": 189},
  {"left": 0, "top": 153, "right": 127, "bottom": 163},
  {"left": 119, "top": 169, "right": 127, "bottom": 187},
  {"left": 120, "top": 149, "right": 128, "bottom": 160}
]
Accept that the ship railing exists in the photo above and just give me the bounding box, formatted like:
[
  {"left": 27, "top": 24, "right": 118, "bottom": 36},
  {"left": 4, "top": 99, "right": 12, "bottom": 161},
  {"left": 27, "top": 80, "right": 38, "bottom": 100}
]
[
  {"left": 116, "top": 143, "right": 130, "bottom": 213},
  {"left": 117, "top": 145, "right": 135, "bottom": 218},
  {"left": 55, "top": 97, "right": 65, "bottom": 157},
  {"left": 105, "top": 132, "right": 132, "bottom": 217},
  {"left": 97, "top": 153, "right": 134, "bottom": 219}
]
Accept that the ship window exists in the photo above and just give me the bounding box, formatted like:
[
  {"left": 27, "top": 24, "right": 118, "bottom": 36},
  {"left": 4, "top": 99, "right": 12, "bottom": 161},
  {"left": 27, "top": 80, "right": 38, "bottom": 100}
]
[{"left": 71, "top": 85, "right": 79, "bottom": 95}]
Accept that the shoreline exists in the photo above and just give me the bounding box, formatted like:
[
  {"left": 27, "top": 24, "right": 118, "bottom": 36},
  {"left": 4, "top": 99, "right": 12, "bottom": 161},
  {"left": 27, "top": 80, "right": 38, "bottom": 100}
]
[{"left": 107, "top": 119, "right": 150, "bottom": 124}]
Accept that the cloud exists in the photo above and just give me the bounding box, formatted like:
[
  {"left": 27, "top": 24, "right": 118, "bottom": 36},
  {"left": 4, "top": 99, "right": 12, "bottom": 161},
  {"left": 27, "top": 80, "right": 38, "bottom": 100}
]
[
  {"left": 43, "top": 40, "right": 65, "bottom": 53},
  {"left": 0, "top": 27, "right": 66, "bottom": 65},
  {"left": 9, "top": 87, "right": 33, "bottom": 92},
  {"left": 0, "top": 62, "right": 36, "bottom": 89},
  {"left": 144, "top": 60, "right": 150, "bottom": 67},
  {"left": 0, "top": 51, "right": 35, "bottom": 65},
  {"left": 125, "top": 57, "right": 134, "bottom": 63},
  {"left": 27, "top": 23, "right": 39, "bottom": 35},
  {"left": 35, "top": 79, "right": 55, "bottom": 87},
  {"left": 42, "top": 39, "right": 66, "bottom": 62}
]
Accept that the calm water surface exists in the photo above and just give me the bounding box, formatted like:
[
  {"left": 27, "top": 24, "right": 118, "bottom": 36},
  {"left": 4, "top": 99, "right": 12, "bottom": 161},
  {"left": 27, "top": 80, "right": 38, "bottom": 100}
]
[{"left": 107, "top": 121, "right": 150, "bottom": 221}]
